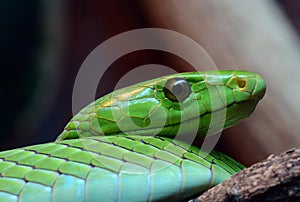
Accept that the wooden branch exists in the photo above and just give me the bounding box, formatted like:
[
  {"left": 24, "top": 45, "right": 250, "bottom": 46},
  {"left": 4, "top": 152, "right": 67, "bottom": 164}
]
[{"left": 194, "top": 148, "right": 300, "bottom": 202}]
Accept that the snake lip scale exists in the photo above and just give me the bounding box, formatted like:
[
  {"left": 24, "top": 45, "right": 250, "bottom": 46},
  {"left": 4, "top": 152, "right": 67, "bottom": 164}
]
[{"left": 100, "top": 99, "right": 259, "bottom": 139}]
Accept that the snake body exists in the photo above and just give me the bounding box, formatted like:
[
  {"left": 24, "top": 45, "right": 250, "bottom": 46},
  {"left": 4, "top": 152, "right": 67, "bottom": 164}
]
[{"left": 0, "top": 70, "right": 266, "bottom": 202}]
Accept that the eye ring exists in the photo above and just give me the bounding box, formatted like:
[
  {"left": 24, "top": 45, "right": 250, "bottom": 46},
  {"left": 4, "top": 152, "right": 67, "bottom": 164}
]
[{"left": 163, "top": 78, "right": 192, "bottom": 102}]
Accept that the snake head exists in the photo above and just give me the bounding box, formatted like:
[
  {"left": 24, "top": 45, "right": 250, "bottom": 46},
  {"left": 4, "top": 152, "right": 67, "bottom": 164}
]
[{"left": 57, "top": 70, "right": 266, "bottom": 141}]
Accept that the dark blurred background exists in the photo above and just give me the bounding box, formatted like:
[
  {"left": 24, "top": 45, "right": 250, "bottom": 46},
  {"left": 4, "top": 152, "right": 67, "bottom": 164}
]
[{"left": 1, "top": 0, "right": 300, "bottom": 166}]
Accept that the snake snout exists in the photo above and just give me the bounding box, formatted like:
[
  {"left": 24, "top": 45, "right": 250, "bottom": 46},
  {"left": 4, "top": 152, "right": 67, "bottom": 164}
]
[{"left": 252, "top": 74, "right": 266, "bottom": 100}]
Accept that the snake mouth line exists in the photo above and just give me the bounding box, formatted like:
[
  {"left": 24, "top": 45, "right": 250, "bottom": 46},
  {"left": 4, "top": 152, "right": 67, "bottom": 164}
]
[{"left": 101, "top": 99, "right": 258, "bottom": 137}]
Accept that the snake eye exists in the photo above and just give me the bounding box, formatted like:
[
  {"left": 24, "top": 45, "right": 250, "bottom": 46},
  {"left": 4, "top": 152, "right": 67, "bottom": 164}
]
[{"left": 163, "top": 78, "right": 191, "bottom": 102}]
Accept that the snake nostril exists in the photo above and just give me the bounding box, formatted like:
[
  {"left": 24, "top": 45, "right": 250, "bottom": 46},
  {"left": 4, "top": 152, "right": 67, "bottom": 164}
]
[{"left": 237, "top": 79, "right": 246, "bottom": 88}]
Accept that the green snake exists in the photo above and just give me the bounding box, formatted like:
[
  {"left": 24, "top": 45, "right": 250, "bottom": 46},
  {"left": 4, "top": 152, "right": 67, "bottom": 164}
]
[{"left": 0, "top": 70, "right": 266, "bottom": 202}]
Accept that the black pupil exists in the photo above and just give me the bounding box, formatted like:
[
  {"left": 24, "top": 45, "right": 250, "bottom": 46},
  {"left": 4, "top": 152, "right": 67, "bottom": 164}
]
[
  {"left": 172, "top": 81, "right": 184, "bottom": 95},
  {"left": 163, "top": 78, "right": 191, "bottom": 102}
]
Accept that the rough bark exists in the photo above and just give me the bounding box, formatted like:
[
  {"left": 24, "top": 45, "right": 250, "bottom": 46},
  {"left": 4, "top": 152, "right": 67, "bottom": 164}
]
[{"left": 195, "top": 148, "right": 300, "bottom": 202}]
